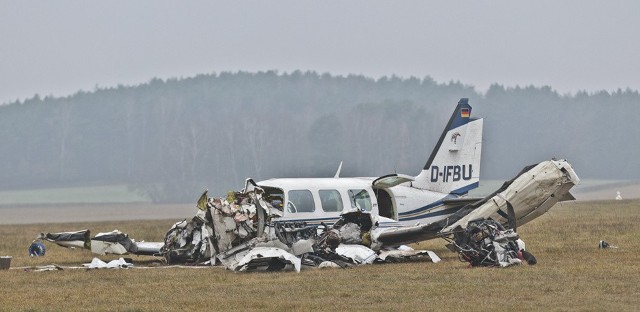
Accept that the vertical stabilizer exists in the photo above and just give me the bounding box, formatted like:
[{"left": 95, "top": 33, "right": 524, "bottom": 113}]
[{"left": 413, "top": 98, "right": 483, "bottom": 194}]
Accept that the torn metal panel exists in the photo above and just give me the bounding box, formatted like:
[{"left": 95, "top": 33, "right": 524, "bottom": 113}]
[
  {"left": 27, "top": 264, "right": 64, "bottom": 272},
  {"left": 162, "top": 216, "right": 215, "bottom": 264},
  {"left": 159, "top": 185, "right": 289, "bottom": 266},
  {"left": 83, "top": 257, "right": 133, "bottom": 269},
  {"left": 318, "top": 261, "right": 342, "bottom": 269},
  {"left": 443, "top": 219, "right": 532, "bottom": 267},
  {"left": 339, "top": 223, "right": 362, "bottom": 244},
  {"left": 216, "top": 239, "right": 260, "bottom": 270},
  {"left": 91, "top": 230, "right": 137, "bottom": 255},
  {"left": 35, "top": 229, "right": 153, "bottom": 256},
  {"left": 273, "top": 222, "right": 318, "bottom": 246},
  {"left": 37, "top": 230, "right": 91, "bottom": 250},
  {"left": 372, "top": 224, "right": 442, "bottom": 249},
  {"left": 290, "top": 239, "right": 315, "bottom": 256},
  {"left": 377, "top": 246, "right": 441, "bottom": 263},
  {"left": 443, "top": 160, "right": 580, "bottom": 232},
  {"left": 134, "top": 242, "right": 164, "bottom": 256},
  {"left": 91, "top": 240, "right": 128, "bottom": 255},
  {"left": 233, "top": 247, "right": 301, "bottom": 273},
  {"left": 335, "top": 244, "right": 377, "bottom": 264}
]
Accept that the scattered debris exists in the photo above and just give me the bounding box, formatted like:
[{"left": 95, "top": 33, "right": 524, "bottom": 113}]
[
  {"left": 377, "top": 246, "right": 441, "bottom": 263},
  {"left": 32, "top": 229, "right": 161, "bottom": 257},
  {"left": 233, "top": 247, "right": 301, "bottom": 272},
  {"left": 443, "top": 219, "right": 535, "bottom": 267},
  {"left": 160, "top": 182, "right": 445, "bottom": 271},
  {"left": 24, "top": 264, "right": 64, "bottom": 272},
  {"left": 91, "top": 230, "right": 138, "bottom": 255},
  {"left": 83, "top": 257, "right": 133, "bottom": 269},
  {"left": 29, "top": 180, "right": 450, "bottom": 272},
  {"left": 36, "top": 230, "right": 90, "bottom": 250},
  {"left": 598, "top": 240, "right": 618, "bottom": 249}
]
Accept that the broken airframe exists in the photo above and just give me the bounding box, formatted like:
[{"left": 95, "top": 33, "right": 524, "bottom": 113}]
[
  {"left": 35, "top": 158, "right": 579, "bottom": 272},
  {"left": 34, "top": 179, "right": 442, "bottom": 272}
]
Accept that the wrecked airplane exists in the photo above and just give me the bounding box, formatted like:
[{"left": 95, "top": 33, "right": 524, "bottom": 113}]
[
  {"left": 32, "top": 99, "right": 580, "bottom": 271},
  {"left": 34, "top": 158, "right": 576, "bottom": 271},
  {"left": 34, "top": 182, "right": 441, "bottom": 271}
]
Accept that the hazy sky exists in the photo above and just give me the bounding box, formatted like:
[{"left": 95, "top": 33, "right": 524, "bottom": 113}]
[{"left": 1, "top": 1, "right": 639, "bottom": 104}]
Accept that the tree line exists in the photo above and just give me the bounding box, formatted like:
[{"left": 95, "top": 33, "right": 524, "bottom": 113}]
[{"left": 1, "top": 71, "right": 638, "bottom": 202}]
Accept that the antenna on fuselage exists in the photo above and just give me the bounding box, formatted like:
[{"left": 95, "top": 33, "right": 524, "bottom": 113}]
[{"left": 334, "top": 161, "right": 343, "bottom": 178}]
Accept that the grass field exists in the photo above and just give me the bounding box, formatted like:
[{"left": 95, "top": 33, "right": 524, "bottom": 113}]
[
  {"left": 1, "top": 200, "right": 639, "bottom": 311},
  {"left": 0, "top": 184, "right": 150, "bottom": 205}
]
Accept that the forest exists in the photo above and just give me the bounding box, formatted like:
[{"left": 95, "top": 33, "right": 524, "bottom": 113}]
[{"left": 1, "top": 71, "right": 638, "bottom": 202}]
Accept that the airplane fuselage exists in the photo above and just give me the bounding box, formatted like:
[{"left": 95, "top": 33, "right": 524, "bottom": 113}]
[
  {"left": 257, "top": 177, "right": 462, "bottom": 227},
  {"left": 256, "top": 98, "right": 484, "bottom": 229}
]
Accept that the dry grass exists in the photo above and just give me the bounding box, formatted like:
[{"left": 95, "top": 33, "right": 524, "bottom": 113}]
[{"left": 1, "top": 200, "right": 639, "bottom": 311}]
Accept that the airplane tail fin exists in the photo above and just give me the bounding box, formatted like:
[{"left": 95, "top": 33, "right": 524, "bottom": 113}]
[{"left": 413, "top": 98, "right": 483, "bottom": 195}]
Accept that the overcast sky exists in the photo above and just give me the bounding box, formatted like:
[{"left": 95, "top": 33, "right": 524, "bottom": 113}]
[{"left": 1, "top": 1, "right": 639, "bottom": 104}]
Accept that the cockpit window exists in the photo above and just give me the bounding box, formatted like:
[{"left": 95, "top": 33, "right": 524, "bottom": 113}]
[
  {"left": 260, "top": 186, "right": 284, "bottom": 211},
  {"left": 287, "top": 190, "right": 315, "bottom": 213},
  {"left": 319, "top": 190, "right": 343, "bottom": 212},
  {"left": 348, "top": 189, "right": 372, "bottom": 211}
]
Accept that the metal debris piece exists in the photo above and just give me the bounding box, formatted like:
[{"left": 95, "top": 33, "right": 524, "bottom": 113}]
[
  {"left": 335, "top": 244, "right": 377, "bottom": 264},
  {"left": 91, "top": 230, "right": 137, "bottom": 255},
  {"left": 37, "top": 230, "right": 91, "bottom": 250},
  {"left": 377, "top": 246, "right": 441, "bottom": 263},
  {"left": 233, "top": 247, "right": 301, "bottom": 272},
  {"left": 83, "top": 257, "right": 133, "bottom": 269},
  {"left": 27, "top": 264, "right": 64, "bottom": 272},
  {"left": 443, "top": 219, "right": 532, "bottom": 267},
  {"left": 598, "top": 240, "right": 618, "bottom": 249}
]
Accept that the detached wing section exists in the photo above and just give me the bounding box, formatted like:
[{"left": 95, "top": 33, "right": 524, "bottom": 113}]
[
  {"left": 443, "top": 159, "right": 579, "bottom": 232},
  {"left": 373, "top": 159, "right": 580, "bottom": 247}
]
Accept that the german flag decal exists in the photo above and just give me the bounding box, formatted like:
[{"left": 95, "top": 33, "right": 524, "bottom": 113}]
[{"left": 461, "top": 108, "right": 470, "bottom": 118}]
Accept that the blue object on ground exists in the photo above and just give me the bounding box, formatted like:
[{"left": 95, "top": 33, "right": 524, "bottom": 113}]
[{"left": 29, "top": 241, "right": 46, "bottom": 257}]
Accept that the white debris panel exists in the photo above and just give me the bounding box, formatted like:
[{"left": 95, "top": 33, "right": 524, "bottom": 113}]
[{"left": 83, "top": 257, "right": 133, "bottom": 269}]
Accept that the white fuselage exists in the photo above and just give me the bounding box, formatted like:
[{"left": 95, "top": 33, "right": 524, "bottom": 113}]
[{"left": 257, "top": 177, "right": 461, "bottom": 227}]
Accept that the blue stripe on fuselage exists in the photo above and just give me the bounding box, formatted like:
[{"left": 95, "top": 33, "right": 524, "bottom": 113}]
[{"left": 398, "top": 182, "right": 479, "bottom": 217}]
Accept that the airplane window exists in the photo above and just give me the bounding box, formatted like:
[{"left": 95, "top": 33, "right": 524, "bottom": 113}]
[
  {"left": 319, "top": 190, "right": 343, "bottom": 212},
  {"left": 287, "top": 190, "right": 315, "bottom": 213},
  {"left": 348, "top": 189, "right": 372, "bottom": 211},
  {"left": 261, "top": 186, "right": 284, "bottom": 212}
]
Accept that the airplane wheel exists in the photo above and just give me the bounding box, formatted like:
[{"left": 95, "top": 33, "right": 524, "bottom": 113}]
[{"left": 520, "top": 250, "right": 537, "bottom": 265}]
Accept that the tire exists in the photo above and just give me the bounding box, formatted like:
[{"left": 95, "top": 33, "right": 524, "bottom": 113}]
[{"left": 521, "top": 250, "right": 537, "bottom": 265}]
